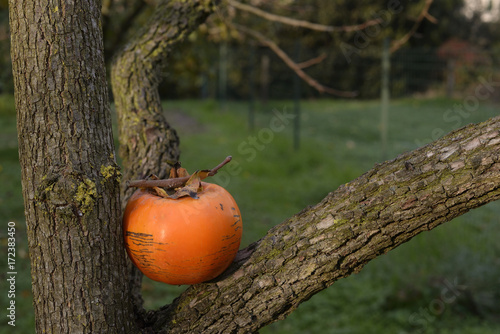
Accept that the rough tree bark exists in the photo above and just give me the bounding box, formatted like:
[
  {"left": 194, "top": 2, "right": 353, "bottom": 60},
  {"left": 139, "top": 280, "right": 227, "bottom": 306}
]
[
  {"left": 11, "top": 0, "right": 500, "bottom": 332},
  {"left": 144, "top": 116, "right": 499, "bottom": 332},
  {"left": 111, "top": 0, "right": 218, "bottom": 321},
  {"left": 111, "top": 1, "right": 500, "bottom": 333},
  {"left": 10, "top": 0, "right": 137, "bottom": 332},
  {"left": 111, "top": 0, "right": 217, "bottom": 200}
]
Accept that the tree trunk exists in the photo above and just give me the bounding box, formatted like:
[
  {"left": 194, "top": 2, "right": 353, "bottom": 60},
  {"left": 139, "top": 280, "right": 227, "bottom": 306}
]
[
  {"left": 9, "top": 0, "right": 136, "bottom": 332},
  {"left": 111, "top": 0, "right": 218, "bottom": 319},
  {"left": 111, "top": 0, "right": 218, "bottom": 202}
]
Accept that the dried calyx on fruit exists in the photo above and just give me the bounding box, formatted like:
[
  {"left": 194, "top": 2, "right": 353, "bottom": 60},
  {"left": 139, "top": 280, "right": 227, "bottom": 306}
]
[{"left": 128, "top": 155, "right": 232, "bottom": 199}]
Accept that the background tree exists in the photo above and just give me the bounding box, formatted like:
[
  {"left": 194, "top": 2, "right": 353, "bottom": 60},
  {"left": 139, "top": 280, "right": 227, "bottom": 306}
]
[
  {"left": 9, "top": 0, "right": 500, "bottom": 333},
  {"left": 154, "top": 0, "right": 471, "bottom": 99},
  {"left": 1, "top": 0, "right": 495, "bottom": 97}
]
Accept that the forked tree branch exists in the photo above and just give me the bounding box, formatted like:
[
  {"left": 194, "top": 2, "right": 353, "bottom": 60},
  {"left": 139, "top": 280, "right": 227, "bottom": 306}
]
[
  {"left": 146, "top": 115, "right": 500, "bottom": 333},
  {"left": 232, "top": 23, "right": 358, "bottom": 97},
  {"left": 226, "top": 0, "right": 436, "bottom": 96},
  {"left": 228, "top": 0, "right": 383, "bottom": 32}
]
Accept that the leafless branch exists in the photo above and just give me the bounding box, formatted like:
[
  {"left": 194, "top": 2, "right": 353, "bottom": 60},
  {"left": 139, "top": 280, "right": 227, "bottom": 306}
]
[
  {"left": 297, "top": 53, "right": 327, "bottom": 69},
  {"left": 228, "top": 0, "right": 382, "bottom": 33},
  {"left": 390, "top": 0, "right": 436, "bottom": 53},
  {"left": 232, "top": 23, "right": 358, "bottom": 97}
]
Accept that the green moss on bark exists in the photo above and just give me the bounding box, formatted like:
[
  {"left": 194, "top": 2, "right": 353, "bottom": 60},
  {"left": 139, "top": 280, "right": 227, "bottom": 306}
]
[{"left": 75, "top": 178, "right": 97, "bottom": 214}]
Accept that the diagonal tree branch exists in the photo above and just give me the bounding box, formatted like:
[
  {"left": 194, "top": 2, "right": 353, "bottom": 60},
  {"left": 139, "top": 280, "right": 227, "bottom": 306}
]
[
  {"left": 146, "top": 115, "right": 500, "bottom": 333},
  {"left": 390, "top": 0, "right": 436, "bottom": 53},
  {"left": 102, "top": 0, "right": 149, "bottom": 61},
  {"left": 227, "top": 0, "right": 437, "bottom": 96},
  {"left": 228, "top": 0, "right": 383, "bottom": 32},
  {"left": 111, "top": 0, "right": 219, "bottom": 201},
  {"left": 110, "top": 1, "right": 499, "bottom": 333},
  {"left": 297, "top": 52, "right": 327, "bottom": 69},
  {"left": 232, "top": 23, "right": 358, "bottom": 97}
]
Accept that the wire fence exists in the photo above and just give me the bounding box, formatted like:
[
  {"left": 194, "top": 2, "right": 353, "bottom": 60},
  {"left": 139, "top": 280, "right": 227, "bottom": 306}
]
[
  {"left": 187, "top": 42, "right": 500, "bottom": 102},
  {"left": 170, "top": 41, "right": 500, "bottom": 153}
]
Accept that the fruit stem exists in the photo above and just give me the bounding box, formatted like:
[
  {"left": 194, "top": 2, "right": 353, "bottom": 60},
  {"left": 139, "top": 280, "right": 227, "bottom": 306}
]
[
  {"left": 127, "top": 156, "right": 232, "bottom": 189},
  {"left": 208, "top": 155, "right": 232, "bottom": 176}
]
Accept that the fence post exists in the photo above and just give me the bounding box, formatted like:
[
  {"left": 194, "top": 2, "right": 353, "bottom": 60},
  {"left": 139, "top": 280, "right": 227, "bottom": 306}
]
[
  {"left": 293, "top": 41, "right": 301, "bottom": 151},
  {"left": 248, "top": 44, "right": 256, "bottom": 132},
  {"left": 380, "top": 38, "right": 390, "bottom": 160},
  {"left": 446, "top": 59, "right": 455, "bottom": 98},
  {"left": 219, "top": 41, "right": 228, "bottom": 110},
  {"left": 200, "top": 72, "right": 208, "bottom": 99},
  {"left": 260, "top": 54, "right": 270, "bottom": 106}
]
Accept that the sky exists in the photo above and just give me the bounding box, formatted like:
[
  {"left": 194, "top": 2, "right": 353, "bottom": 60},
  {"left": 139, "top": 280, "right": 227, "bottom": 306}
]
[{"left": 464, "top": 0, "right": 500, "bottom": 21}]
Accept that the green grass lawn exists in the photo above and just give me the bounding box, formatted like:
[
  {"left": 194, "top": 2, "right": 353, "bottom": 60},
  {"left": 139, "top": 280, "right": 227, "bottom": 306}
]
[{"left": 1, "top": 94, "right": 499, "bottom": 333}]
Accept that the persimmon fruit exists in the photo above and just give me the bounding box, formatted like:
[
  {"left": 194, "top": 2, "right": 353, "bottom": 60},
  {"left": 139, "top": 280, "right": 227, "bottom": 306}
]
[{"left": 123, "top": 182, "right": 242, "bottom": 285}]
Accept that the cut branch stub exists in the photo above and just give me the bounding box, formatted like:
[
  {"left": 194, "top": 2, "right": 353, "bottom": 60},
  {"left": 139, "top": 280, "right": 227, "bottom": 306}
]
[{"left": 127, "top": 156, "right": 232, "bottom": 199}]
